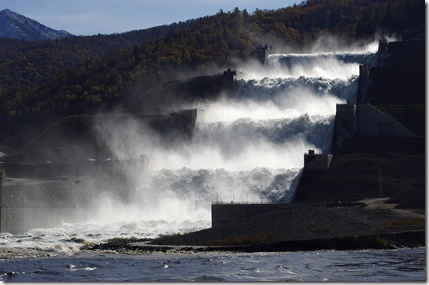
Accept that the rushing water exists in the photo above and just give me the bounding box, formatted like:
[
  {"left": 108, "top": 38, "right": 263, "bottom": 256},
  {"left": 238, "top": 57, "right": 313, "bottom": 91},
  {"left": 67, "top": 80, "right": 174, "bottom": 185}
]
[
  {"left": 2, "top": 48, "right": 412, "bottom": 282},
  {"left": 0, "top": 248, "right": 425, "bottom": 281},
  {"left": 77, "top": 49, "right": 373, "bottom": 236},
  {"left": 4, "top": 50, "right": 374, "bottom": 242}
]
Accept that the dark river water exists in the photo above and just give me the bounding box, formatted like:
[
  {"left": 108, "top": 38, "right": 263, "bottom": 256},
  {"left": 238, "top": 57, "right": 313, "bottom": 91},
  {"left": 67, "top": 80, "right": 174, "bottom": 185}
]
[{"left": 0, "top": 248, "right": 424, "bottom": 281}]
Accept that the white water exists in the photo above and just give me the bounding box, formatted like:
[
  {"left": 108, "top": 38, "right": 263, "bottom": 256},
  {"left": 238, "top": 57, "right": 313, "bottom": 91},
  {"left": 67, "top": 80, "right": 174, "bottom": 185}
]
[
  {"left": 240, "top": 51, "right": 376, "bottom": 80},
  {"left": 1, "top": 48, "right": 377, "bottom": 251}
]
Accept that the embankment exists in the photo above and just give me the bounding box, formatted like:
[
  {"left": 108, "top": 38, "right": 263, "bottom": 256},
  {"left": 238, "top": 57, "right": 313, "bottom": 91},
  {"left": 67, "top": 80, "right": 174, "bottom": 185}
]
[
  {"left": 77, "top": 204, "right": 421, "bottom": 253},
  {"left": 85, "top": 230, "right": 424, "bottom": 254}
]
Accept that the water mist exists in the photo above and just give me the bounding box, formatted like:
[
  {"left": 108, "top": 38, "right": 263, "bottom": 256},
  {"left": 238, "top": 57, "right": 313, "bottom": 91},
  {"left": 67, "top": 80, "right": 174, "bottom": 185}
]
[{"left": 2, "top": 41, "right": 379, "bottom": 250}]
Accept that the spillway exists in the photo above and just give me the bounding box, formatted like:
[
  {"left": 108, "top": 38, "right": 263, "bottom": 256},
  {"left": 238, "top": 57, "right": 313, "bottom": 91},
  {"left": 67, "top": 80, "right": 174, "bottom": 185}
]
[
  {"left": 0, "top": 48, "right": 378, "bottom": 250},
  {"left": 98, "top": 49, "right": 377, "bottom": 230}
]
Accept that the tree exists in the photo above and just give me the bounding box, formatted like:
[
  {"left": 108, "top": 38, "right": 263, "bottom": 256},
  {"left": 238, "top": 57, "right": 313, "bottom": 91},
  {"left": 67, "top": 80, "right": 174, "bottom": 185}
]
[{"left": 133, "top": 45, "right": 141, "bottom": 64}]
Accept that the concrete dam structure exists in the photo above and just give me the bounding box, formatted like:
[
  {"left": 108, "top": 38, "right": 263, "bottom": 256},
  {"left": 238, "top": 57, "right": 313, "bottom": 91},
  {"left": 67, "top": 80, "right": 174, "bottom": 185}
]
[
  {"left": 171, "top": 69, "right": 237, "bottom": 101},
  {"left": 211, "top": 39, "right": 425, "bottom": 228},
  {"left": 133, "top": 68, "right": 238, "bottom": 108},
  {"left": 250, "top": 44, "right": 273, "bottom": 65},
  {"left": 1, "top": 39, "right": 424, "bottom": 239},
  {"left": 332, "top": 103, "right": 419, "bottom": 153},
  {"left": 358, "top": 39, "right": 425, "bottom": 105},
  {"left": 292, "top": 38, "right": 425, "bottom": 206},
  {"left": 334, "top": 38, "right": 425, "bottom": 154}
]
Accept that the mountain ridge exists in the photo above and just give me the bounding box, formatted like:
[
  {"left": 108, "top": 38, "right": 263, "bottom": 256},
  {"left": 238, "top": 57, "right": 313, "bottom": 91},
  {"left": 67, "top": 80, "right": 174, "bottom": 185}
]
[{"left": 0, "top": 9, "right": 72, "bottom": 41}]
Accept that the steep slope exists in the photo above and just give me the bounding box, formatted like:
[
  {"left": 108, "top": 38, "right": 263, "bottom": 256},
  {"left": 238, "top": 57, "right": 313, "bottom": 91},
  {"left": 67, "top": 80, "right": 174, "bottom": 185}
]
[{"left": 0, "top": 9, "right": 72, "bottom": 41}]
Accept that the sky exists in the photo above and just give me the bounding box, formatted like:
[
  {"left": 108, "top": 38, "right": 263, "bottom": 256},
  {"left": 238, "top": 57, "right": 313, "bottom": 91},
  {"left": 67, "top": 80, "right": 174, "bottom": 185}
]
[{"left": 0, "top": 0, "right": 299, "bottom": 36}]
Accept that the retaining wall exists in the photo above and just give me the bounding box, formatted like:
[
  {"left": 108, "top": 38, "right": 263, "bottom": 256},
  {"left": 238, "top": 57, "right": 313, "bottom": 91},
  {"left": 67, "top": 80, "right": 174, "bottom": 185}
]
[
  {"left": 357, "top": 104, "right": 416, "bottom": 138},
  {"left": 211, "top": 204, "right": 286, "bottom": 228}
]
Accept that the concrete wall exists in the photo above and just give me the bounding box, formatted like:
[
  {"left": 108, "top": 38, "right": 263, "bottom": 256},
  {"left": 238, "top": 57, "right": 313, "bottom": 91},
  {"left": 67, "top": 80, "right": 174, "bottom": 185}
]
[
  {"left": 336, "top": 104, "right": 356, "bottom": 137},
  {"left": 357, "top": 64, "right": 370, "bottom": 103},
  {"left": 366, "top": 67, "right": 425, "bottom": 105},
  {"left": 377, "top": 38, "right": 389, "bottom": 67},
  {"left": 173, "top": 72, "right": 236, "bottom": 102},
  {"left": 377, "top": 52, "right": 391, "bottom": 68},
  {"left": 211, "top": 204, "right": 285, "bottom": 228},
  {"left": 0, "top": 207, "right": 86, "bottom": 234},
  {"left": 333, "top": 104, "right": 357, "bottom": 151},
  {"left": 333, "top": 103, "right": 417, "bottom": 152},
  {"left": 387, "top": 41, "right": 425, "bottom": 53},
  {"left": 357, "top": 104, "right": 416, "bottom": 138}
]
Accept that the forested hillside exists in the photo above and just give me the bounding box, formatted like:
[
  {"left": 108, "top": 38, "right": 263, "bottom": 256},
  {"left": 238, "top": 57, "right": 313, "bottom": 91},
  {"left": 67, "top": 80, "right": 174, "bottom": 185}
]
[
  {"left": 0, "top": 21, "right": 189, "bottom": 90},
  {"left": 0, "top": 0, "right": 424, "bottom": 141}
]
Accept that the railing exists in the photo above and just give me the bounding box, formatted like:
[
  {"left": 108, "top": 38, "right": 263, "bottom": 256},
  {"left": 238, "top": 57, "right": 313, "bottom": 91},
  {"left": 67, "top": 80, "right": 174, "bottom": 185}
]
[
  {"left": 212, "top": 201, "right": 273, "bottom": 205},
  {"left": 212, "top": 201, "right": 357, "bottom": 208}
]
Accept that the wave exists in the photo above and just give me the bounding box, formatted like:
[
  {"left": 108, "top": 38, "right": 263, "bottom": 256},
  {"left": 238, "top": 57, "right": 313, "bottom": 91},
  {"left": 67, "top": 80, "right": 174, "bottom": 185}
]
[
  {"left": 196, "top": 75, "right": 357, "bottom": 124},
  {"left": 146, "top": 114, "right": 333, "bottom": 172},
  {"left": 144, "top": 166, "right": 300, "bottom": 204},
  {"left": 267, "top": 51, "right": 376, "bottom": 67}
]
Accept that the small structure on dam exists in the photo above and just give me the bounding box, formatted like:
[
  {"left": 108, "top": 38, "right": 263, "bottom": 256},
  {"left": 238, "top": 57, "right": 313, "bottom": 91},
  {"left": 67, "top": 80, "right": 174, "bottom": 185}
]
[
  {"left": 251, "top": 44, "right": 273, "bottom": 65},
  {"left": 148, "top": 68, "right": 238, "bottom": 105},
  {"left": 304, "top": 150, "right": 333, "bottom": 171},
  {"left": 223, "top": 68, "right": 237, "bottom": 91}
]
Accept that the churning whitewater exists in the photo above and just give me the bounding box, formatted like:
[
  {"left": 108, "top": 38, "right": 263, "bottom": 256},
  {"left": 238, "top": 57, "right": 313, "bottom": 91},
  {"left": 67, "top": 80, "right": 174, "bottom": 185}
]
[{"left": 0, "top": 49, "right": 377, "bottom": 253}]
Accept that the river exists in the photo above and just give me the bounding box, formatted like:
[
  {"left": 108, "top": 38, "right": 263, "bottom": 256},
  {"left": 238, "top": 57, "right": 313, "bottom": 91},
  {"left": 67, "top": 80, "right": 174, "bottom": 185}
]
[{"left": 0, "top": 248, "right": 424, "bottom": 281}]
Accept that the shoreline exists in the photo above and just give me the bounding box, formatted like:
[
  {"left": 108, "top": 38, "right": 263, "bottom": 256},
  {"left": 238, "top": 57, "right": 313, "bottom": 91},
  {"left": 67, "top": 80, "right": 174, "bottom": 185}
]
[
  {"left": 82, "top": 199, "right": 424, "bottom": 255},
  {"left": 0, "top": 230, "right": 424, "bottom": 261},
  {"left": 83, "top": 230, "right": 425, "bottom": 254}
]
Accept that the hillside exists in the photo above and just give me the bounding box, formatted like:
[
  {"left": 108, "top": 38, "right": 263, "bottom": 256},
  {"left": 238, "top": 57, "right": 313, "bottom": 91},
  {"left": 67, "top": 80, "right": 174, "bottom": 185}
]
[
  {"left": 0, "top": 0, "right": 424, "bottom": 143},
  {"left": 0, "top": 22, "right": 188, "bottom": 90}
]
